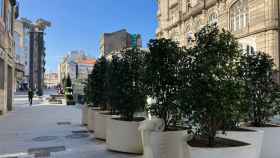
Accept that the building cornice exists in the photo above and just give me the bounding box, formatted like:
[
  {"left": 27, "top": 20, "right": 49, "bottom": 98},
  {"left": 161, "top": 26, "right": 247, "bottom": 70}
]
[{"left": 235, "top": 26, "right": 280, "bottom": 39}]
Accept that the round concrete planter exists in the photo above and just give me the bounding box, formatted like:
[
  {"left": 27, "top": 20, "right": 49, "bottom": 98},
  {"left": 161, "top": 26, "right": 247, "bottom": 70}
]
[
  {"left": 87, "top": 107, "right": 100, "bottom": 132},
  {"left": 94, "top": 111, "right": 114, "bottom": 140},
  {"left": 188, "top": 143, "right": 256, "bottom": 158},
  {"left": 142, "top": 130, "right": 188, "bottom": 158},
  {"left": 217, "top": 129, "right": 264, "bottom": 158},
  {"left": 81, "top": 105, "right": 88, "bottom": 126},
  {"left": 106, "top": 117, "right": 144, "bottom": 154},
  {"left": 249, "top": 126, "right": 280, "bottom": 158}
]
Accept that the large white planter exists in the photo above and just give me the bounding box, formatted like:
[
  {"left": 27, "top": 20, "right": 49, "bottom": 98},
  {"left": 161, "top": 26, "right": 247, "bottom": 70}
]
[
  {"left": 94, "top": 111, "right": 113, "bottom": 140},
  {"left": 81, "top": 105, "right": 89, "bottom": 126},
  {"left": 106, "top": 117, "right": 144, "bottom": 154},
  {"left": 217, "top": 129, "right": 264, "bottom": 158},
  {"left": 87, "top": 107, "right": 99, "bottom": 132},
  {"left": 250, "top": 126, "right": 280, "bottom": 158},
  {"left": 142, "top": 130, "right": 188, "bottom": 158},
  {"left": 188, "top": 143, "right": 256, "bottom": 158}
]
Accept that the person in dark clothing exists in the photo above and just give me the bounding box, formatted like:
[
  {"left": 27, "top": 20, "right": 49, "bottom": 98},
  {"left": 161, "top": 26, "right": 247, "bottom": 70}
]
[{"left": 28, "top": 88, "right": 34, "bottom": 106}]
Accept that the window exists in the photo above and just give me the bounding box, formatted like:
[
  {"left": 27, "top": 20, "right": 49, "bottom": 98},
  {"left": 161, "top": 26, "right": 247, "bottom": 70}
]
[
  {"left": 240, "top": 43, "right": 255, "bottom": 55},
  {"left": 208, "top": 12, "right": 218, "bottom": 24},
  {"left": 230, "top": 0, "right": 248, "bottom": 31},
  {"left": 182, "top": 0, "right": 191, "bottom": 13},
  {"left": 169, "top": 6, "right": 178, "bottom": 24}
]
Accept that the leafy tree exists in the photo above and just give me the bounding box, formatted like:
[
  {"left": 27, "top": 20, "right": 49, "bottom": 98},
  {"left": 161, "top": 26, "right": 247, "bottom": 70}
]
[
  {"left": 88, "top": 57, "right": 109, "bottom": 110},
  {"left": 62, "top": 77, "right": 66, "bottom": 88},
  {"left": 144, "top": 38, "right": 182, "bottom": 130},
  {"left": 65, "top": 74, "right": 72, "bottom": 88},
  {"left": 183, "top": 24, "right": 245, "bottom": 147},
  {"left": 240, "top": 51, "right": 280, "bottom": 127},
  {"left": 108, "top": 48, "right": 146, "bottom": 121},
  {"left": 83, "top": 77, "right": 91, "bottom": 105}
]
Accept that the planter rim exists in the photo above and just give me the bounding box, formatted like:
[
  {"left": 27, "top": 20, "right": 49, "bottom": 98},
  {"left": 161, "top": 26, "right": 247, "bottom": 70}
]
[
  {"left": 110, "top": 116, "right": 145, "bottom": 123},
  {"left": 249, "top": 124, "right": 280, "bottom": 128},
  {"left": 218, "top": 128, "right": 264, "bottom": 134},
  {"left": 89, "top": 107, "right": 100, "bottom": 110},
  {"left": 150, "top": 129, "right": 187, "bottom": 134},
  {"left": 97, "top": 111, "right": 115, "bottom": 115},
  {"left": 187, "top": 143, "right": 254, "bottom": 150}
]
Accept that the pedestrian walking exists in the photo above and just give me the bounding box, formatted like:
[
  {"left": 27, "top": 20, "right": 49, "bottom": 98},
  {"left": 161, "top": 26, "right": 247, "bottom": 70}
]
[{"left": 28, "top": 88, "right": 34, "bottom": 106}]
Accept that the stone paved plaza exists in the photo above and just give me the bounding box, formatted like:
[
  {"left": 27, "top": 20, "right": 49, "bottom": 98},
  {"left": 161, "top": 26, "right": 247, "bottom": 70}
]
[{"left": 0, "top": 91, "right": 142, "bottom": 158}]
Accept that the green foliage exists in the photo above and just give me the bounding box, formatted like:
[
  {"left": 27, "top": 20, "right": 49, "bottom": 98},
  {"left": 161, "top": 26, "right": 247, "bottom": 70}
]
[
  {"left": 66, "top": 94, "right": 75, "bottom": 105},
  {"left": 144, "top": 38, "right": 183, "bottom": 130},
  {"left": 181, "top": 24, "right": 245, "bottom": 147},
  {"left": 88, "top": 57, "right": 109, "bottom": 109},
  {"left": 65, "top": 74, "right": 72, "bottom": 88},
  {"left": 108, "top": 48, "right": 146, "bottom": 121},
  {"left": 83, "top": 78, "right": 91, "bottom": 105},
  {"left": 240, "top": 51, "right": 280, "bottom": 127}
]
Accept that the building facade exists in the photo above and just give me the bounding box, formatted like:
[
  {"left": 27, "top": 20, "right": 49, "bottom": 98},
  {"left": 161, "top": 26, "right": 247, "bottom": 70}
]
[
  {"left": 58, "top": 50, "right": 88, "bottom": 83},
  {"left": 0, "top": 0, "right": 19, "bottom": 114},
  {"left": 44, "top": 72, "right": 59, "bottom": 88},
  {"left": 14, "top": 18, "right": 32, "bottom": 90},
  {"left": 76, "top": 59, "right": 96, "bottom": 80},
  {"left": 157, "top": 0, "right": 280, "bottom": 76},
  {"left": 100, "top": 29, "right": 142, "bottom": 57},
  {"left": 29, "top": 19, "right": 51, "bottom": 96},
  {"left": 58, "top": 51, "right": 96, "bottom": 103}
]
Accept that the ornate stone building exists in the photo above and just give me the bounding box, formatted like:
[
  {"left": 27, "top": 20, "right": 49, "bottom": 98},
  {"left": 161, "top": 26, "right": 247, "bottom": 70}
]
[{"left": 156, "top": 0, "right": 280, "bottom": 72}]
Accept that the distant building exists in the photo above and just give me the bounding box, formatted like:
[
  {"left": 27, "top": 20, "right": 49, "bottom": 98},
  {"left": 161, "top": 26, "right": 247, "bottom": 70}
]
[
  {"left": 58, "top": 51, "right": 96, "bottom": 103},
  {"left": 44, "top": 72, "right": 59, "bottom": 88},
  {"left": 14, "top": 18, "right": 33, "bottom": 90},
  {"left": 14, "top": 18, "right": 51, "bottom": 95},
  {"left": 58, "top": 50, "right": 89, "bottom": 83},
  {"left": 99, "top": 29, "right": 142, "bottom": 57},
  {"left": 76, "top": 59, "right": 96, "bottom": 80},
  {"left": 29, "top": 19, "right": 51, "bottom": 96},
  {"left": 73, "top": 59, "right": 96, "bottom": 103}
]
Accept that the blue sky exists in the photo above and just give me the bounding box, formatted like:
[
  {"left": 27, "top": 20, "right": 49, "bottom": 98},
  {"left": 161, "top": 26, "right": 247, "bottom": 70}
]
[{"left": 19, "top": 0, "right": 158, "bottom": 72}]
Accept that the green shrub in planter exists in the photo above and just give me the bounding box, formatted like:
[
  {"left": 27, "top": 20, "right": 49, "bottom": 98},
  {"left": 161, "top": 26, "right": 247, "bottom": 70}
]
[
  {"left": 105, "top": 48, "right": 146, "bottom": 154},
  {"left": 239, "top": 51, "right": 280, "bottom": 127},
  {"left": 144, "top": 38, "right": 183, "bottom": 130},
  {"left": 88, "top": 57, "right": 110, "bottom": 110},
  {"left": 181, "top": 24, "right": 246, "bottom": 147},
  {"left": 109, "top": 48, "right": 146, "bottom": 121},
  {"left": 64, "top": 74, "right": 72, "bottom": 90},
  {"left": 66, "top": 94, "right": 75, "bottom": 105},
  {"left": 83, "top": 77, "right": 92, "bottom": 106}
]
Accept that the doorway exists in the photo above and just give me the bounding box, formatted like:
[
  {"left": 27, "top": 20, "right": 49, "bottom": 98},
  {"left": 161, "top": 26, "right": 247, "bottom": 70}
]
[
  {"left": 0, "top": 58, "right": 4, "bottom": 114},
  {"left": 7, "top": 65, "right": 13, "bottom": 111}
]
